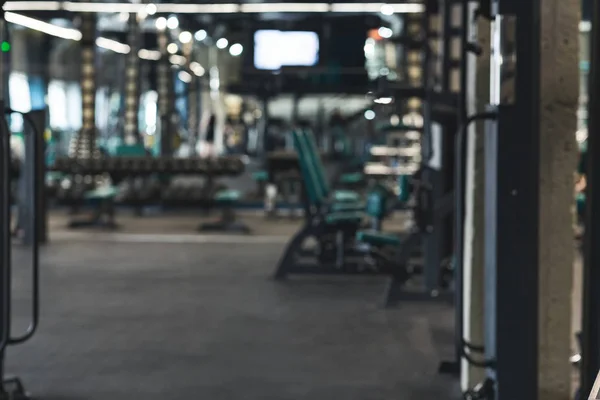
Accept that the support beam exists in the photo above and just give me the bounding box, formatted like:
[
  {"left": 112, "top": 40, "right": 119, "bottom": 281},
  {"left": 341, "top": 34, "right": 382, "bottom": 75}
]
[
  {"left": 124, "top": 13, "right": 141, "bottom": 145},
  {"left": 537, "top": 0, "right": 578, "bottom": 398},
  {"left": 69, "top": 12, "right": 98, "bottom": 159},
  {"left": 461, "top": 8, "right": 489, "bottom": 391},
  {"left": 157, "top": 28, "right": 175, "bottom": 156},
  {"left": 483, "top": 1, "right": 541, "bottom": 399},
  {"left": 581, "top": 0, "right": 600, "bottom": 395}
]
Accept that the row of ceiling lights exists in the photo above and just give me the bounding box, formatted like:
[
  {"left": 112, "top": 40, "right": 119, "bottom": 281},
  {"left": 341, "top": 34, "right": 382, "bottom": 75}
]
[
  {"left": 3, "top": 2, "right": 424, "bottom": 14},
  {"left": 156, "top": 16, "right": 244, "bottom": 57},
  {"left": 5, "top": 11, "right": 241, "bottom": 76}
]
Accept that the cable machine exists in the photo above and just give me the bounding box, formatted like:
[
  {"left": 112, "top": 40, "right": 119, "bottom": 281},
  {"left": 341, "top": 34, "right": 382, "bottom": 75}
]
[
  {"left": 0, "top": 3, "right": 43, "bottom": 398},
  {"left": 463, "top": 0, "right": 541, "bottom": 398}
]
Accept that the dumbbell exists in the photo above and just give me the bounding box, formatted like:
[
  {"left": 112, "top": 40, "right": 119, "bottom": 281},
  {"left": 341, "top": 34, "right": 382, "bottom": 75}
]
[
  {"left": 162, "top": 158, "right": 174, "bottom": 173},
  {"left": 230, "top": 158, "right": 245, "bottom": 175},
  {"left": 137, "top": 157, "right": 152, "bottom": 174}
]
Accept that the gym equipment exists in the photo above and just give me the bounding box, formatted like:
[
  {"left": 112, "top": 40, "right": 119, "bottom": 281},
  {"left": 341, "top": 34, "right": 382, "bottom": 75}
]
[
  {"left": 582, "top": 0, "right": 600, "bottom": 395},
  {"left": 273, "top": 131, "right": 407, "bottom": 281},
  {"left": 589, "top": 371, "right": 600, "bottom": 399},
  {"left": 12, "top": 110, "right": 48, "bottom": 244},
  {"left": 197, "top": 189, "right": 250, "bottom": 234},
  {"left": 459, "top": 0, "right": 543, "bottom": 397},
  {"left": 0, "top": 104, "right": 42, "bottom": 398}
]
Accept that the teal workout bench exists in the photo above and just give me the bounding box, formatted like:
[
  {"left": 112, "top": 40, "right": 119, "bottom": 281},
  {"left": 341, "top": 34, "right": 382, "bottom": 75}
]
[
  {"left": 69, "top": 143, "right": 147, "bottom": 229},
  {"left": 273, "top": 131, "right": 408, "bottom": 282}
]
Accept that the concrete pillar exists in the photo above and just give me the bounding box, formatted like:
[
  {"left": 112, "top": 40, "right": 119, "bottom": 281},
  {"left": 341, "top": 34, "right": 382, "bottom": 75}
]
[
  {"left": 538, "top": 0, "right": 579, "bottom": 398},
  {"left": 124, "top": 13, "right": 141, "bottom": 145},
  {"left": 184, "top": 42, "right": 200, "bottom": 153},
  {"left": 69, "top": 13, "right": 98, "bottom": 159},
  {"left": 461, "top": 12, "right": 490, "bottom": 391},
  {"left": 157, "top": 28, "right": 175, "bottom": 156}
]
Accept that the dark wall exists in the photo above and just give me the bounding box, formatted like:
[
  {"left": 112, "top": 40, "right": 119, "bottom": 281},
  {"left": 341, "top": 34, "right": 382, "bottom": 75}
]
[{"left": 583, "top": 0, "right": 591, "bottom": 21}]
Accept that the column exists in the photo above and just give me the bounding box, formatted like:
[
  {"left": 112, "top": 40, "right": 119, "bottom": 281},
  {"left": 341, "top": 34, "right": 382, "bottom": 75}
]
[
  {"left": 183, "top": 41, "right": 199, "bottom": 153},
  {"left": 69, "top": 13, "right": 98, "bottom": 159},
  {"left": 157, "top": 28, "right": 175, "bottom": 156},
  {"left": 538, "top": 0, "right": 579, "bottom": 398},
  {"left": 461, "top": 10, "right": 489, "bottom": 391},
  {"left": 124, "top": 13, "right": 141, "bottom": 145}
]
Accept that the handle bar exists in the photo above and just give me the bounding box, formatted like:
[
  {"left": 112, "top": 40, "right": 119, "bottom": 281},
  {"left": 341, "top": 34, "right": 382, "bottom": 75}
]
[
  {"left": 4, "top": 109, "right": 41, "bottom": 345},
  {"left": 452, "top": 111, "right": 497, "bottom": 369},
  {"left": 0, "top": 105, "right": 10, "bottom": 352}
]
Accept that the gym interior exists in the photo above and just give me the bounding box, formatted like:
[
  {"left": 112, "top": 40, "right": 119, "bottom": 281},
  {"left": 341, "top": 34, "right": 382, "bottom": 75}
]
[{"left": 0, "top": 0, "right": 596, "bottom": 399}]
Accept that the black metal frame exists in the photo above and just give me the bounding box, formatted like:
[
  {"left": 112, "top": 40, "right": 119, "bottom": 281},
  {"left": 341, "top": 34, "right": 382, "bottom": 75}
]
[
  {"left": 14, "top": 110, "right": 47, "bottom": 245},
  {"left": 0, "top": 106, "right": 42, "bottom": 399},
  {"left": 582, "top": 0, "right": 600, "bottom": 395},
  {"left": 465, "top": 0, "right": 541, "bottom": 398}
]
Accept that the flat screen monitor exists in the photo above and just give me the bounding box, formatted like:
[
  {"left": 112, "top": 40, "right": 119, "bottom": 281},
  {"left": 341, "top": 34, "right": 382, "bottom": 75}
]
[{"left": 254, "top": 30, "right": 319, "bottom": 70}]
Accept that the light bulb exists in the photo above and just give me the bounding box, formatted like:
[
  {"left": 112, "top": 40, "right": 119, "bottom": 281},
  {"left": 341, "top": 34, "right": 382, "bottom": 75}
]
[
  {"left": 229, "top": 43, "right": 243, "bottom": 56},
  {"left": 216, "top": 38, "right": 228, "bottom": 49},
  {"left": 155, "top": 17, "right": 167, "bottom": 31},
  {"left": 167, "top": 15, "right": 179, "bottom": 30},
  {"left": 179, "top": 31, "right": 192, "bottom": 44}
]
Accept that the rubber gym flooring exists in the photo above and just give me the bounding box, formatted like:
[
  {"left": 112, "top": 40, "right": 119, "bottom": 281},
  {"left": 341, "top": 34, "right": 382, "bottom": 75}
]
[{"left": 7, "top": 214, "right": 460, "bottom": 400}]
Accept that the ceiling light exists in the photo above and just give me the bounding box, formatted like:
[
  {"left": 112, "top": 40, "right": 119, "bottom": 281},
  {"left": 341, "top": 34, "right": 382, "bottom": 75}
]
[
  {"left": 166, "top": 15, "right": 179, "bottom": 30},
  {"left": 378, "top": 27, "right": 393, "bottom": 39},
  {"left": 138, "top": 49, "right": 161, "bottom": 60},
  {"left": 167, "top": 43, "right": 178, "bottom": 54},
  {"left": 3, "top": 1, "right": 61, "bottom": 11},
  {"left": 5, "top": 12, "right": 82, "bottom": 41},
  {"left": 374, "top": 96, "right": 393, "bottom": 105},
  {"left": 229, "top": 43, "right": 243, "bottom": 56},
  {"left": 364, "top": 110, "right": 376, "bottom": 120},
  {"left": 155, "top": 17, "right": 167, "bottom": 30},
  {"left": 194, "top": 29, "right": 207, "bottom": 41},
  {"left": 178, "top": 70, "right": 192, "bottom": 83},
  {"left": 240, "top": 3, "right": 329, "bottom": 12},
  {"left": 145, "top": 3, "right": 157, "bottom": 15},
  {"left": 190, "top": 62, "right": 205, "bottom": 77},
  {"left": 96, "top": 37, "right": 131, "bottom": 54},
  {"left": 380, "top": 4, "right": 394, "bottom": 15},
  {"left": 169, "top": 54, "right": 186, "bottom": 65},
  {"left": 2, "top": 1, "right": 425, "bottom": 14},
  {"left": 179, "top": 31, "right": 192, "bottom": 44},
  {"left": 216, "top": 38, "right": 228, "bottom": 49}
]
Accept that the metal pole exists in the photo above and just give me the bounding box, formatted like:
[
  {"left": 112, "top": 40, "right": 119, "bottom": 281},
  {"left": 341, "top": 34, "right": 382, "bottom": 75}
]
[
  {"left": 157, "top": 28, "right": 174, "bottom": 156},
  {"left": 483, "top": 0, "right": 541, "bottom": 398},
  {"left": 124, "top": 13, "right": 141, "bottom": 145},
  {"left": 581, "top": 0, "right": 600, "bottom": 393},
  {"left": 0, "top": 5, "right": 9, "bottom": 390}
]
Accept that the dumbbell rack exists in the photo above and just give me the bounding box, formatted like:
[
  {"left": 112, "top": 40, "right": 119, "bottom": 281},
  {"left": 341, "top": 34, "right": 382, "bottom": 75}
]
[{"left": 365, "top": 126, "right": 422, "bottom": 187}]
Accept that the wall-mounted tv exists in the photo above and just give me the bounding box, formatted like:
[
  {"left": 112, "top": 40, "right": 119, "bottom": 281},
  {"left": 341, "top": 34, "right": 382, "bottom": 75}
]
[{"left": 254, "top": 30, "right": 319, "bottom": 70}]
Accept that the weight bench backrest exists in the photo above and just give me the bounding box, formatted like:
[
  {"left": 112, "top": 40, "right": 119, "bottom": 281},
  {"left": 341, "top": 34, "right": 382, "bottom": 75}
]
[
  {"left": 301, "top": 129, "right": 330, "bottom": 197},
  {"left": 114, "top": 144, "right": 147, "bottom": 157},
  {"left": 292, "top": 130, "right": 326, "bottom": 207}
]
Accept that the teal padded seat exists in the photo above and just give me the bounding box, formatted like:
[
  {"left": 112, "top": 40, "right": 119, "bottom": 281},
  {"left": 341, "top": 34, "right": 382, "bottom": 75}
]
[
  {"left": 356, "top": 230, "right": 401, "bottom": 247},
  {"left": 214, "top": 189, "right": 242, "bottom": 204},
  {"left": 325, "top": 211, "right": 364, "bottom": 225},
  {"left": 252, "top": 171, "right": 269, "bottom": 182},
  {"left": 333, "top": 189, "right": 360, "bottom": 203},
  {"left": 292, "top": 130, "right": 364, "bottom": 216},
  {"left": 199, "top": 189, "right": 250, "bottom": 233},
  {"left": 339, "top": 172, "right": 364, "bottom": 185},
  {"left": 300, "top": 129, "right": 362, "bottom": 203},
  {"left": 577, "top": 192, "right": 586, "bottom": 218},
  {"left": 84, "top": 186, "right": 119, "bottom": 200},
  {"left": 331, "top": 201, "right": 366, "bottom": 212},
  {"left": 46, "top": 171, "right": 65, "bottom": 181},
  {"left": 398, "top": 175, "right": 411, "bottom": 202},
  {"left": 113, "top": 143, "right": 147, "bottom": 157}
]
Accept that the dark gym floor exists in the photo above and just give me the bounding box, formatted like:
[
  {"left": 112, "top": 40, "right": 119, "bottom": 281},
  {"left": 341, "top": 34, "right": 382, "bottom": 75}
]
[{"left": 7, "top": 221, "right": 460, "bottom": 399}]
